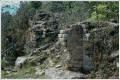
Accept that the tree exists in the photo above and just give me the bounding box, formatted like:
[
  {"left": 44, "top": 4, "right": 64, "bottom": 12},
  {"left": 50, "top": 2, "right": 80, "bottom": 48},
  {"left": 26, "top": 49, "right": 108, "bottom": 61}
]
[
  {"left": 1, "top": 12, "right": 12, "bottom": 51},
  {"left": 88, "top": 1, "right": 119, "bottom": 22},
  {"left": 1, "top": 2, "right": 37, "bottom": 66}
]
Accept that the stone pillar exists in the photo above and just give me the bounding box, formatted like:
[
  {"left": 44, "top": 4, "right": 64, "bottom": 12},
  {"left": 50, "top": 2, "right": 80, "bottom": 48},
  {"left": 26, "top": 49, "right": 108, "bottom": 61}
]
[{"left": 66, "top": 25, "right": 84, "bottom": 71}]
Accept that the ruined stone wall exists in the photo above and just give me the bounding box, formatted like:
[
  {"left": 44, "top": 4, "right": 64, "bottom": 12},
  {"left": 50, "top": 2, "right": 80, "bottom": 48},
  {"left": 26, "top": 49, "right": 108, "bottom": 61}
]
[
  {"left": 58, "top": 21, "right": 119, "bottom": 71},
  {"left": 25, "top": 12, "right": 58, "bottom": 54},
  {"left": 27, "top": 13, "right": 118, "bottom": 72}
]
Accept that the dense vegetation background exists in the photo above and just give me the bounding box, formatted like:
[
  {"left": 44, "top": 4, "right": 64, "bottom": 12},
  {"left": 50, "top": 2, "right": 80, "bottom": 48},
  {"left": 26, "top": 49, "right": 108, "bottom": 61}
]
[{"left": 1, "top": 1, "right": 119, "bottom": 67}]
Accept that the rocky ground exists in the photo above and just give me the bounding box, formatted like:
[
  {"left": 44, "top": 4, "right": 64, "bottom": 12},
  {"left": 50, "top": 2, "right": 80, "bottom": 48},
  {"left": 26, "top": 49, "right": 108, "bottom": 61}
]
[{"left": 2, "top": 42, "right": 119, "bottom": 79}]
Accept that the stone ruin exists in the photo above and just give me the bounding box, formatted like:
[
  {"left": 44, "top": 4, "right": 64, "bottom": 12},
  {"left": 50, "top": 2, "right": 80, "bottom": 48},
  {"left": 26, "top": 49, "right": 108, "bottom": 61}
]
[
  {"left": 58, "top": 21, "right": 119, "bottom": 71},
  {"left": 30, "top": 12, "right": 58, "bottom": 41},
  {"left": 26, "top": 12, "right": 119, "bottom": 72},
  {"left": 25, "top": 12, "right": 58, "bottom": 53}
]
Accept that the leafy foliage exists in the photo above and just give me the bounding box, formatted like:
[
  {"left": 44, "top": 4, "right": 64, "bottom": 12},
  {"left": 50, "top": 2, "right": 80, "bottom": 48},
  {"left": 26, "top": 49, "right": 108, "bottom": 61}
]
[{"left": 88, "top": 2, "right": 119, "bottom": 22}]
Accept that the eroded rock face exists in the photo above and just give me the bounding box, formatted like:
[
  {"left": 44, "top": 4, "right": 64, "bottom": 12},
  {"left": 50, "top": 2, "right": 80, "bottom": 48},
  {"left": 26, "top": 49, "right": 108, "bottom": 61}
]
[{"left": 58, "top": 21, "right": 119, "bottom": 71}]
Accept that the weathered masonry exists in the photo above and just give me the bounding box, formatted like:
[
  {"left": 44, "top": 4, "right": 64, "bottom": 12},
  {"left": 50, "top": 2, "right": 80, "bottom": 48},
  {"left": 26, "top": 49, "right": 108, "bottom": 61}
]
[{"left": 58, "top": 21, "right": 119, "bottom": 71}]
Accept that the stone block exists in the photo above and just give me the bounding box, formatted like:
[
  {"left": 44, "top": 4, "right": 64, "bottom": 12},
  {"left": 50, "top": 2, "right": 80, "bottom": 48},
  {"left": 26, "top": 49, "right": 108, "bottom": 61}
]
[
  {"left": 59, "top": 38, "right": 63, "bottom": 42},
  {"left": 60, "top": 30, "right": 66, "bottom": 34},
  {"left": 62, "top": 34, "right": 69, "bottom": 38},
  {"left": 58, "top": 34, "right": 63, "bottom": 38},
  {"left": 62, "top": 42, "right": 67, "bottom": 47},
  {"left": 64, "top": 49, "right": 68, "bottom": 52}
]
